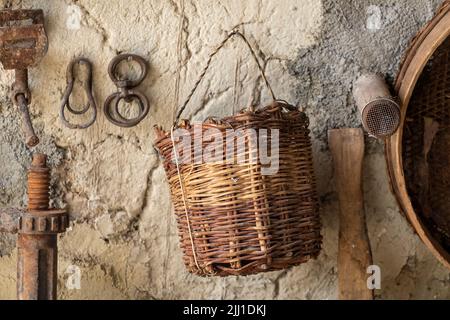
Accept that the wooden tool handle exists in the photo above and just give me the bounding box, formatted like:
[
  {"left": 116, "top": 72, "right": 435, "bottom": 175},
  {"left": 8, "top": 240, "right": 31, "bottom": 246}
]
[{"left": 328, "top": 128, "right": 374, "bottom": 300}]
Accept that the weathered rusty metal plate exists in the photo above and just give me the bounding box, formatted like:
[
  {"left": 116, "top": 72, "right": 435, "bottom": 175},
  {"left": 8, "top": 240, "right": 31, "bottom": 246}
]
[
  {"left": 0, "top": 9, "right": 48, "bottom": 70},
  {"left": 19, "top": 209, "right": 69, "bottom": 235}
]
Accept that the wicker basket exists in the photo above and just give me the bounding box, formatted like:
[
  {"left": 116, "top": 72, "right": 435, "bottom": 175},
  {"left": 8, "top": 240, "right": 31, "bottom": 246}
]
[
  {"left": 154, "top": 31, "right": 322, "bottom": 276},
  {"left": 386, "top": 1, "right": 450, "bottom": 270}
]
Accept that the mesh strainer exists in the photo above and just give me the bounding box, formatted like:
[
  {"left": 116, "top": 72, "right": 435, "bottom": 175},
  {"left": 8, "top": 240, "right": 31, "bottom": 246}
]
[
  {"left": 361, "top": 98, "right": 400, "bottom": 138},
  {"left": 353, "top": 74, "right": 400, "bottom": 139}
]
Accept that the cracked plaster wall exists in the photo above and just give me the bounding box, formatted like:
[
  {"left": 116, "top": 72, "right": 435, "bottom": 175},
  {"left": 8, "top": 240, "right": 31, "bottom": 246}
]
[{"left": 0, "top": 0, "right": 449, "bottom": 300}]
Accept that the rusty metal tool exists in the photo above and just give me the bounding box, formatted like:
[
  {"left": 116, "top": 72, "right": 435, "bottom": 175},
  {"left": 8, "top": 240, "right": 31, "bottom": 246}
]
[
  {"left": 60, "top": 57, "right": 97, "bottom": 129},
  {"left": 0, "top": 153, "right": 68, "bottom": 300},
  {"left": 328, "top": 128, "right": 374, "bottom": 300},
  {"left": 104, "top": 53, "right": 149, "bottom": 127},
  {"left": 0, "top": 9, "right": 49, "bottom": 147}
]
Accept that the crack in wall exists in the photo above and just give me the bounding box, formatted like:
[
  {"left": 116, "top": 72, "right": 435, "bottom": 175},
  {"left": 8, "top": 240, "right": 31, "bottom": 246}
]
[{"left": 69, "top": 0, "right": 116, "bottom": 54}]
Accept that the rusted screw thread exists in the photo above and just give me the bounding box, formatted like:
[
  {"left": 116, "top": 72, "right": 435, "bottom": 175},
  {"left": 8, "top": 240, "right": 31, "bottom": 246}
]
[{"left": 27, "top": 153, "right": 50, "bottom": 211}]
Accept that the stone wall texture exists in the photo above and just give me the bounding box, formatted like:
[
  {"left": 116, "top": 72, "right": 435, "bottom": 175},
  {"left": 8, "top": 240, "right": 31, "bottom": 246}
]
[{"left": 0, "top": 0, "right": 449, "bottom": 300}]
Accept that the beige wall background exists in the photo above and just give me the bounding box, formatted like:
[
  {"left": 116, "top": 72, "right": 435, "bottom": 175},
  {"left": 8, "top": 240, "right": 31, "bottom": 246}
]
[{"left": 0, "top": 0, "right": 449, "bottom": 299}]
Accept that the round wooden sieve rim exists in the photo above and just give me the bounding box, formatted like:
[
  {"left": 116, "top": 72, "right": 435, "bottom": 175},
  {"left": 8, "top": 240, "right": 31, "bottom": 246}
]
[{"left": 386, "top": 1, "right": 450, "bottom": 270}]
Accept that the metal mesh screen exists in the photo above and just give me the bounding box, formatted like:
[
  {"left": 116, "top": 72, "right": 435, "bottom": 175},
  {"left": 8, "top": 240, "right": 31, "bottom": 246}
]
[{"left": 362, "top": 99, "right": 400, "bottom": 138}]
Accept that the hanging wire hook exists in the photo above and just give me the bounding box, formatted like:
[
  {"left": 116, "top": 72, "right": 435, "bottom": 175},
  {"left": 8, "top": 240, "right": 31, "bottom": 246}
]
[
  {"left": 60, "top": 57, "right": 97, "bottom": 129},
  {"left": 172, "top": 29, "right": 276, "bottom": 129}
]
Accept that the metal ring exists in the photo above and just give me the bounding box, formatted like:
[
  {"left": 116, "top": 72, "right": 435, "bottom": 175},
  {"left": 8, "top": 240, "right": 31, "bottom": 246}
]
[
  {"left": 108, "top": 54, "right": 148, "bottom": 88},
  {"left": 113, "top": 92, "right": 147, "bottom": 122},
  {"left": 60, "top": 103, "right": 97, "bottom": 130},
  {"left": 65, "top": 58, "right": 92, "bottom": 115},
  {"left": 60, "top": 57, "right": 97, "bottom": 129},
  {"left": 103, "top": 91, "right": 149, "bottom": 128}
]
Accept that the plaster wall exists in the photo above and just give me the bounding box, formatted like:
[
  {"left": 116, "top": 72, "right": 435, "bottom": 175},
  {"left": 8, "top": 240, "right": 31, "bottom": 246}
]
[{"left": 0, "top": 0, "right": 449, "bottom": 300}]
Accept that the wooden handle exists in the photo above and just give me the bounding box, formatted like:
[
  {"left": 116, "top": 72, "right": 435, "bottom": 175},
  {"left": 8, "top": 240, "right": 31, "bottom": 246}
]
[{"left": 328, "top": 128, "right": 374, "bottom": 300}]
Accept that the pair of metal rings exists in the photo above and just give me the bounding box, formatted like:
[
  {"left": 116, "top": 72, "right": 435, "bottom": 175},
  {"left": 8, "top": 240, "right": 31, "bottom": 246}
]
[
  {"left": 60, "top": 54, "right": 149, "bottom": 129},
  {"left": 104, "top": 54, "right": 150, "bottom": 128}
]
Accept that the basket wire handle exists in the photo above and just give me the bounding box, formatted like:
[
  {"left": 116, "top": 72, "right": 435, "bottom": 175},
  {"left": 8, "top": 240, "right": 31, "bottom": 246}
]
[
  {"left": 170, "top": 30, "right": 276, "bottom": 273},
  {"left": 173, "top": 30, "right": 277, "bottom": 128},
  {"left": 170, "top": 130, "right": 201, "bottom": 271}
]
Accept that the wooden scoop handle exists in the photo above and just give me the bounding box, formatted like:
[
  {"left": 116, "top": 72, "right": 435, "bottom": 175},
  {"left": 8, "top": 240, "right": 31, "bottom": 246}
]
[{"left": 328, "top": 128, "right": 374, "bottom": 300}]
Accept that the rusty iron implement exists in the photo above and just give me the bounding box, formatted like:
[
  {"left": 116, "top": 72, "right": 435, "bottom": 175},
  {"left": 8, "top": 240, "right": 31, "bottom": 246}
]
[
  {"left": 0, "top": 153, "right": 68, "bottom": 300},
  {"left": 60, "top": 57, "right": 97, "bottom": 129},
  {"left": 0, "top": 9, "right": 48, "bottom": 147},
  {"left": 104, "top": 53, "right": 150, "bottom": 127}
]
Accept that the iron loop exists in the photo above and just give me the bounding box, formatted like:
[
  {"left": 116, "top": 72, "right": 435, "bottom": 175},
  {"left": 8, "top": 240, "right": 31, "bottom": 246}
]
[
  {"left": 108, "top": 53, "right": 148, "bottom": 88},
  {"left": 103, "top": 90, "right": 149, "bottom": 128},
  {"left": 60, "top": 57, "right": 97, "bottom": 129}
]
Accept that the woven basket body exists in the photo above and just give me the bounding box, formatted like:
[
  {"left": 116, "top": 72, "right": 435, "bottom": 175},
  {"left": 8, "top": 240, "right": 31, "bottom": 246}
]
[{"left": 154, "top": 102, "right": 322, "bottom": 276}]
